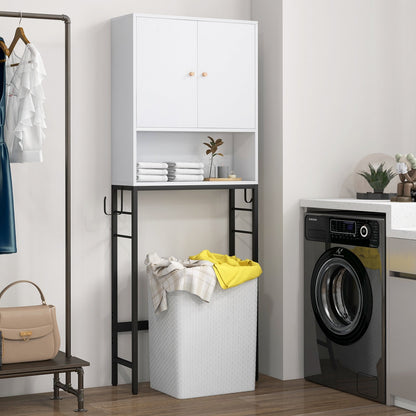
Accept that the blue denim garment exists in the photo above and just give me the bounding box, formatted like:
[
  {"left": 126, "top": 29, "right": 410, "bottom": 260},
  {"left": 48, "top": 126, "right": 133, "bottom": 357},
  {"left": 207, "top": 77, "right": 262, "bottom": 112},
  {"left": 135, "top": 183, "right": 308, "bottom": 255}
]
[{"left": 0, "top": 37, "right": 16, "bottom": 254}]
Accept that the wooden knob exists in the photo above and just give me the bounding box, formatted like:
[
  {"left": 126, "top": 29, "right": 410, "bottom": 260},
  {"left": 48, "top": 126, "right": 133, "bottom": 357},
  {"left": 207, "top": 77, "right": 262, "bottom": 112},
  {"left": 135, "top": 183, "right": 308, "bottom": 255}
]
[
  {"left": 189, "top": 72, "right": 195, "bottom": 76},
  {"left": 202, "top": 72, "right": 208, "bottom": 77}
]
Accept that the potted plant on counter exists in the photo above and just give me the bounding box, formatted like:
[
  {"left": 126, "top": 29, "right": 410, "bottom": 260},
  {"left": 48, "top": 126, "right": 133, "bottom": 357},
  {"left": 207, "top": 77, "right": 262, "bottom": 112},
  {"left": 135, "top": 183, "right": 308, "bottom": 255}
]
[{"left": 356, "top": 162, "right": 397, "bottom": 200}]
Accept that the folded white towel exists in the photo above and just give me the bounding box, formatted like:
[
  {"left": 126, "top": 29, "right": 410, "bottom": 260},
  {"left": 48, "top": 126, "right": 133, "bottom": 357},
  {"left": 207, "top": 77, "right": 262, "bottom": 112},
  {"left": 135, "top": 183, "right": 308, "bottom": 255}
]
[
  {"left": 167, "top": 162, "right": 204, "bottom": 169},
  {"left": 168, "top": 174, "right": 204, "bottom": 182},
  {"left": 137, "top": 168, "right": 168, "bottom": 175},
  {"left": 167, "top": 168, "right": 204, "bottom": 175},
  {"left": 137, "top": 162, "right": 168, "bottom": 169},
  {"left": 137, "top": 175, "right": 168, "bottom": 182}
]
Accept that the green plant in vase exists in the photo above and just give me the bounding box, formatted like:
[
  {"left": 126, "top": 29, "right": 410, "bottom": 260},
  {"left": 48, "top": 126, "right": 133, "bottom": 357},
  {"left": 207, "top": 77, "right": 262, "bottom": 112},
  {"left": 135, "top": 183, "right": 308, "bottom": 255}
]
[
  {"left": 203, "top": 136, "right": 224, "bottom": 179},
  {"left": 357, "top": 162, "right": 396, "bottom": 194}
]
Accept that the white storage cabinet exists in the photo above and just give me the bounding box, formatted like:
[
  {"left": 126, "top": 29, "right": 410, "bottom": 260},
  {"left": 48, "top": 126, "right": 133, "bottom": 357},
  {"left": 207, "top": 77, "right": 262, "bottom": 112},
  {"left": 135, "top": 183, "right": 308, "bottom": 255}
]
[
  {"left": 137, "top": 17, "right": 256, "bottom": 129},
  {"left": 111, "top": 14, "right": 258, "bottom": 187},
  {"left": 388, "top": 237, "right": 416, "bottom": 410},
  {"left": 110, "top": 13, "right": 260, "bottom": 397}
]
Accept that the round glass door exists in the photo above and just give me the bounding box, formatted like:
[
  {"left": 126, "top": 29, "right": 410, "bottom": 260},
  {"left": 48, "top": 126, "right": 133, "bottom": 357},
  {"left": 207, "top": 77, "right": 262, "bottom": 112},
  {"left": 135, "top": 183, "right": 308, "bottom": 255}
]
[{"left": 311, "top": 247, "right": 372, "bottom": 345}]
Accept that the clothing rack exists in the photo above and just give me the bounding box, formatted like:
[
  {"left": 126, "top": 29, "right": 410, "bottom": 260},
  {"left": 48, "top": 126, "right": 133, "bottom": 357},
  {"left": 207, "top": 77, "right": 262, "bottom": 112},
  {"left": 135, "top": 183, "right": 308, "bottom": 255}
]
[{"left": 0, "top": 11, "right": 89, "bottom": 412}]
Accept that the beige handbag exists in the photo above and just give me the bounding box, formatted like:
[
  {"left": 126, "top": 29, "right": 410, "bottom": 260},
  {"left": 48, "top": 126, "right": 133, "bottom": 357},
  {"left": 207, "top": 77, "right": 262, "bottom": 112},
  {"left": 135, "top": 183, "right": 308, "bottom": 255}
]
[{"left": 0, "top": 280, "right": 60, "bottom": 364}]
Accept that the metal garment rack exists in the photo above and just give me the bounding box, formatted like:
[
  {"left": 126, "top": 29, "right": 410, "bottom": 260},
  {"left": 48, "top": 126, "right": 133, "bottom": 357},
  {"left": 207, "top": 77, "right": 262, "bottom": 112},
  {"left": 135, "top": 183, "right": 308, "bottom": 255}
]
[
  {"left": 109, "top": 183, "right": 258, "bottom": 395},
  {"left": 0, "top": 11, "right": 89, "bottom": 412}
]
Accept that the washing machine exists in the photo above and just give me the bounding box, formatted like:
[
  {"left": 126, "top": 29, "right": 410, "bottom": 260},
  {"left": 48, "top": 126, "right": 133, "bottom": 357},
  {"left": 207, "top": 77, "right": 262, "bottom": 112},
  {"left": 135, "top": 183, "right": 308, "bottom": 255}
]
[{"left": 304, "top": 210, "right": 386, "bottom": 403}]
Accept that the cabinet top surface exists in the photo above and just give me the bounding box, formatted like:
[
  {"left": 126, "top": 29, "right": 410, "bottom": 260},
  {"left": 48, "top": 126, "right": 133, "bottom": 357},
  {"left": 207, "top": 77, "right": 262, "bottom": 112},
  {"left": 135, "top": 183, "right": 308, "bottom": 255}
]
[
  {"left": 390, "top": 227, "right": 416, "bottom": 240},
  {"left": 112, "top": 13, "right": 258, "bottom": 25},
  {"left": 300, "top": 198, "right": 406, "bottom": 211},
  {"left": 113, "top": 181, "right": 258, "bottom": 190}
]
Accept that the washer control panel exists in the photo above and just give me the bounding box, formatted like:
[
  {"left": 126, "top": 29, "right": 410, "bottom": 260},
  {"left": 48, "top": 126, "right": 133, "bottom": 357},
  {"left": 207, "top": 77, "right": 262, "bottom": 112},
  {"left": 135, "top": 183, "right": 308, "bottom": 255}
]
[
  {"left": 305, "top": 214, "right": 380, "bottom": 248},
  {"left": 330, "top": 218, "right": 379, "bottom": 247}
]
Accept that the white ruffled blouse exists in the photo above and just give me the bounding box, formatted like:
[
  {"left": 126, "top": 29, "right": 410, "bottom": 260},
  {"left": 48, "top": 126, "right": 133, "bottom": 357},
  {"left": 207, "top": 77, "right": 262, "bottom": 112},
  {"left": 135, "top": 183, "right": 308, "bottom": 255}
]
[{"left": 5, "top": 43, "right": 46, "bottom": 163}]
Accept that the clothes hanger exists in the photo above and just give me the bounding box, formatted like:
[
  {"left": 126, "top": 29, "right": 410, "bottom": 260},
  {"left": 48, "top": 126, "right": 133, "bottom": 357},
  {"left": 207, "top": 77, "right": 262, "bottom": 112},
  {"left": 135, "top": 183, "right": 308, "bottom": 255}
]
[
  {"left": 8, "top": 27, "right": 30, "bottom": 54},
  {"left": 0, "top": 13, "right": 30, "bottom": 65},
  {"left": 8, "top": 12, "right": 30, "bottom": 56},
  {"left": 3, "top": 13, "right": 30, "bottom": 67}
]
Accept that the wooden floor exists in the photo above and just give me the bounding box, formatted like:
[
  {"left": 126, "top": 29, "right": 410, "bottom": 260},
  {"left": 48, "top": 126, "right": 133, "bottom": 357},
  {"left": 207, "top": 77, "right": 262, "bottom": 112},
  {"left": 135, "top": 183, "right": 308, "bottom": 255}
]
[{"left": 0, "top": 375, "right": 413, "bottom": 416}]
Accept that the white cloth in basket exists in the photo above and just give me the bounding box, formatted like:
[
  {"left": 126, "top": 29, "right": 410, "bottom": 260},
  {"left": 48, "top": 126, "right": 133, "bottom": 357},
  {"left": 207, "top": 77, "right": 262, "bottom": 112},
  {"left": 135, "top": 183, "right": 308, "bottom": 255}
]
[{"left": 145, "top": 252, "right": 217, "bottom": 313}]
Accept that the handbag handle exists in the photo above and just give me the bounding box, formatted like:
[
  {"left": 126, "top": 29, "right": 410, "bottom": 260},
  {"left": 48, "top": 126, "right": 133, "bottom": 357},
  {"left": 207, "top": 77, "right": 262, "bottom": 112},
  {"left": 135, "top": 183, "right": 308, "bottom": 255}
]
[{"left": 0, "top": 280, "right": 46, "bottom": 305}]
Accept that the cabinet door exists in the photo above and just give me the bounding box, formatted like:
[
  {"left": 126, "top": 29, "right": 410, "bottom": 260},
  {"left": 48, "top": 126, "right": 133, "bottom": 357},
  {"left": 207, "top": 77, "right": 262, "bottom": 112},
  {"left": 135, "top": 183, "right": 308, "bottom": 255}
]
[
  {"left": 389, "top": 275, "right": 416, "bottom": 402},
  {"left": 389, "top": 238, "right": 416, "bottom": 404},
  {"left": 136, "top": 18, "right": 197, "bottom": 128},
  {"left": 197, "top": 21, "right": 256, "bottom": 129}
]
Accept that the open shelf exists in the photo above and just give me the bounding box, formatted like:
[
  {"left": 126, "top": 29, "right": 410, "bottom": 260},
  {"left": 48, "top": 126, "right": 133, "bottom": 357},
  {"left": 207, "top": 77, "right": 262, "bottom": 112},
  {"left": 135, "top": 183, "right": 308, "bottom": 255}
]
[
  {"left": 137, "top": 131, "right": 256, "bottom": 182},
  {"left": 0, "top": 352, "right": 89, "bottom": 379},
  {"left": 113, "top": 125, "right": 258, "bottom": 186}
]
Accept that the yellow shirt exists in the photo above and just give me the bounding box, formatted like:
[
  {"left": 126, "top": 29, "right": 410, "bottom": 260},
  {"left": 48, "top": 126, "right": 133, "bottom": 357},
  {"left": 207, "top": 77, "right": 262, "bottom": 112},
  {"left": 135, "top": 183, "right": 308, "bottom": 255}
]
[{"left": 189, "top": 250, "right": 262, "bottom": 289}]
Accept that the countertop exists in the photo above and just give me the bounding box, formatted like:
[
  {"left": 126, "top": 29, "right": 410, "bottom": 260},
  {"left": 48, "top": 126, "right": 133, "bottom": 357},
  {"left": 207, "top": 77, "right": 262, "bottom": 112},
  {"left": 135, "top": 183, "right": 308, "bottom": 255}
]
[{"left": 300, "top": 198, "right": 416, "bottom": 240}]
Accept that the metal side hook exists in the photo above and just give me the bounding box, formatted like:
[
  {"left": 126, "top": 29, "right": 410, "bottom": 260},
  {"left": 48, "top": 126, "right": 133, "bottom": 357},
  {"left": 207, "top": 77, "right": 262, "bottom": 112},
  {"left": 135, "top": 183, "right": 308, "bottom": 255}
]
[
  {"left": 244, "top": 188, "right": 253, "bottom": 204},
  {"left": 103, "top": 196, "right": 113, "bottom": 216},
  {"left": 104, "top": 190, "right": 126, "bottom": 216}
]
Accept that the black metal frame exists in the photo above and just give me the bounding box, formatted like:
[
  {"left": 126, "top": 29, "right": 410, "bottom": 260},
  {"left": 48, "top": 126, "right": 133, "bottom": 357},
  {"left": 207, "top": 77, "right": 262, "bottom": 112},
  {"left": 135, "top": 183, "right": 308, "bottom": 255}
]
[
  {"left": 0, "top": 11, "right": 89, "bottom": 412},
  {"left": 110, "top": 183, "right": 258, "bottom": 394}
]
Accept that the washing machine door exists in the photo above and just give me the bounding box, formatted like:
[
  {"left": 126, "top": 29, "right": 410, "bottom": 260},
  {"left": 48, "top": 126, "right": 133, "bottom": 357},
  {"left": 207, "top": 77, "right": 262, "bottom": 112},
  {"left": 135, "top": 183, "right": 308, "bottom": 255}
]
[{"left": 311, "top": 246, "right": 373, "bottom": 345}]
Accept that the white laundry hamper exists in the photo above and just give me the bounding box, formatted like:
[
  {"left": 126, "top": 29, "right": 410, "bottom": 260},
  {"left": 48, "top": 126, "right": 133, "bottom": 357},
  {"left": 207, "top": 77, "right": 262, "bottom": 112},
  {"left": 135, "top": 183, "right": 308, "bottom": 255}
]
[{"left": 148, "top": 278, "right": 257, "bottom": 399}]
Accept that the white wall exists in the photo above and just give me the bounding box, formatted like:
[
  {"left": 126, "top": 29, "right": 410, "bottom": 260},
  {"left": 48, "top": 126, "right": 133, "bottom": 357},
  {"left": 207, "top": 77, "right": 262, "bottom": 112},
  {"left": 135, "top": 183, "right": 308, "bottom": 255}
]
[
  {"left": 253, "top": 0, "right": 416, "bottom": 380},
  {"left": 0, "top": 0, "right": 251, "bottom": 396},
  {"left": 251, "top": 0, "right": 284, "bottom": 378}
]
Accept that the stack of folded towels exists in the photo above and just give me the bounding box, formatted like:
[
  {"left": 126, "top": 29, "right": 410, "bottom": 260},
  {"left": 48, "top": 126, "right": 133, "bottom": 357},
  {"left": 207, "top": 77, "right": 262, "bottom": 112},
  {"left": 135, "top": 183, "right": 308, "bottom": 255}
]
[
  {"left": 167, "top": 162, "right": 205, "bottom": 182},
  {"left": 136, "top": 162, "right": 168, "bottom": 182}
]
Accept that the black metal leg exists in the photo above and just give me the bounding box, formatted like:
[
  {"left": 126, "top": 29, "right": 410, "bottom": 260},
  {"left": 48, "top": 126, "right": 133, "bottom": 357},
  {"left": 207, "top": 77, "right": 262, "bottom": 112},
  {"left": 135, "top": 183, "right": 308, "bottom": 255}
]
[
  {"left": 252, "top": 187, "right": 258, "bottom": 262},
  {"left": 131, "top": 189, "right": 139, "bottom": 395},
  {"left": 229, "top": 189, "right": 235, "bottom": 256},
  {"left": 111, "top": 186, "right": 119, "bottom": 386},
  {"left": 74, "top": 368, "right": 86, "bottom": 412},
  {"left": 111, "top": 186, "right": 144, "bottom": 394},
  {"left": 251, "top": 186, "right": 259, "bottom": 381},
  {"left": 51, "top": 373, "right": 62, "bottom": 400},
  {"left": 51, "top": 369, "right": 87, "bottom": 412},
  {"left": 66, "top": 371, "right": 72, "bottom": 387}
]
